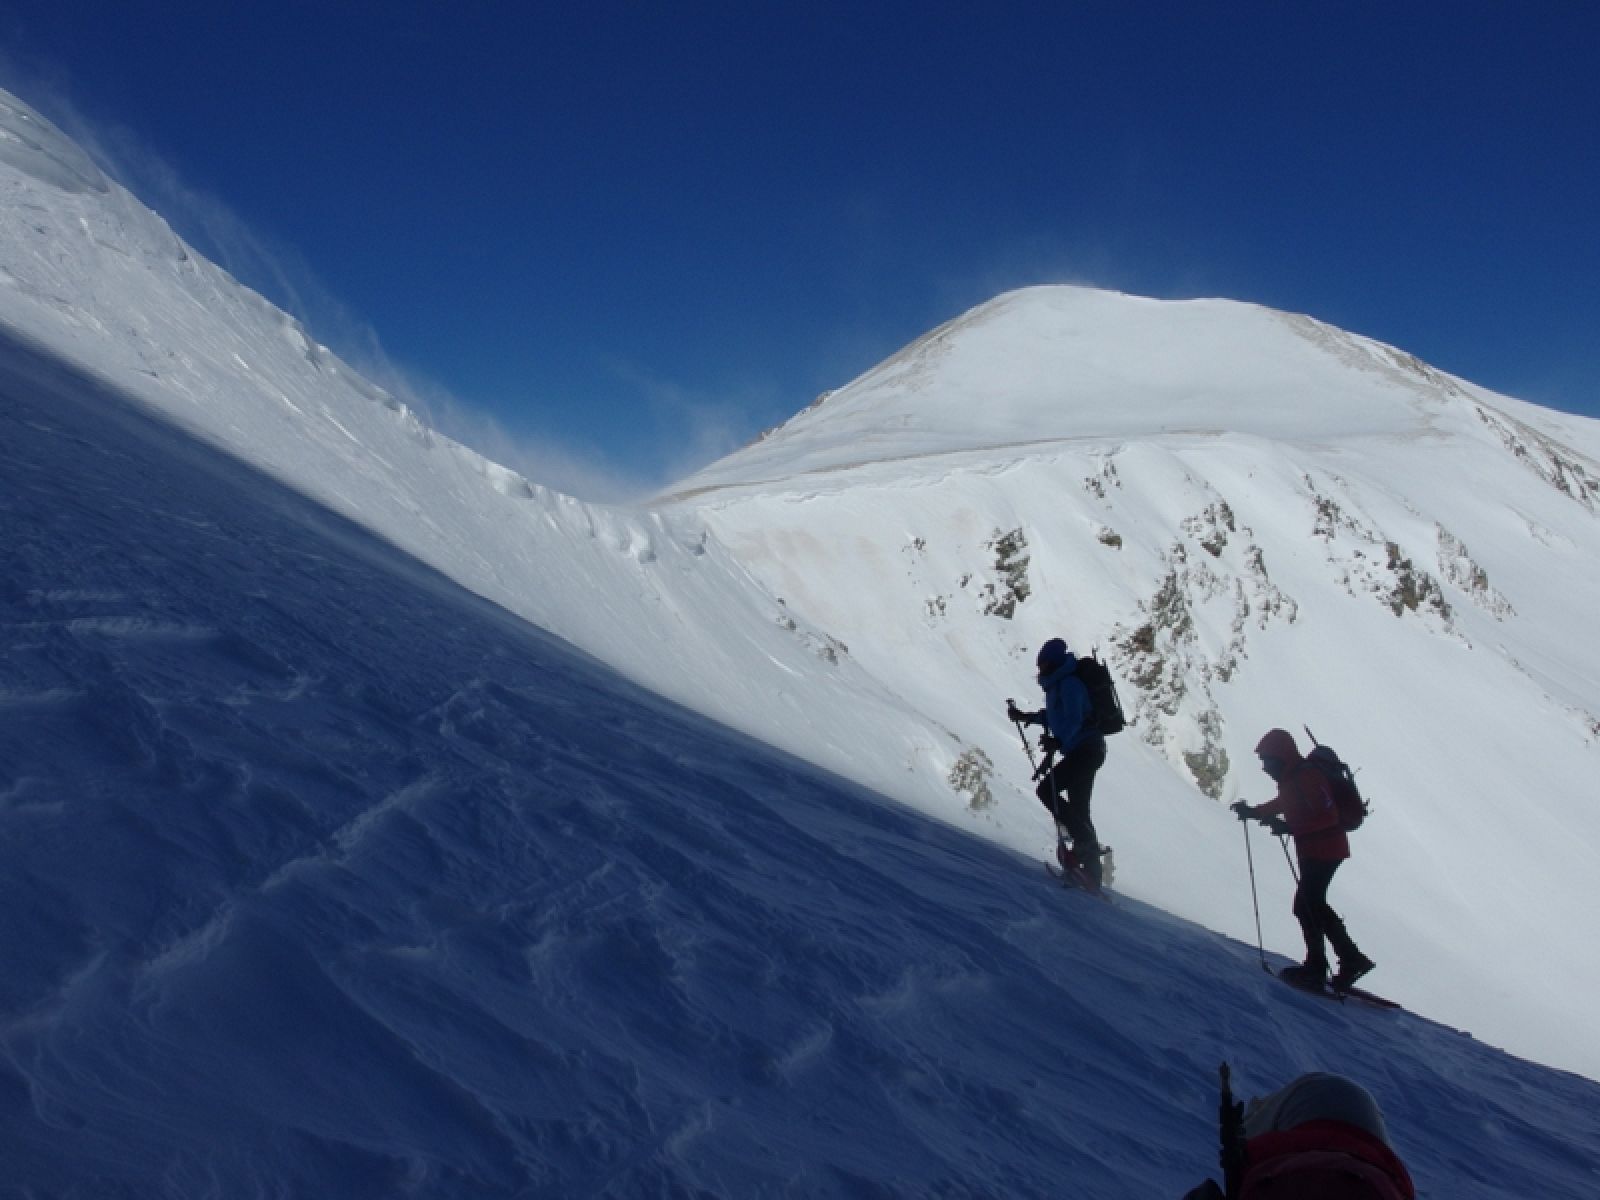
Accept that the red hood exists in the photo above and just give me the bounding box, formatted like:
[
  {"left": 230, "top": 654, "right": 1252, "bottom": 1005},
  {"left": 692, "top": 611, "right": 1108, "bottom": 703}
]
[{"left": 1255, "top": 728, "right": 1303, "bottom": 762}]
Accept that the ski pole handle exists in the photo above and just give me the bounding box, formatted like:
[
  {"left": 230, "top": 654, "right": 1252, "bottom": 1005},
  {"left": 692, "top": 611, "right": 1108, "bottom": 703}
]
[{"left": 1007, "top": 698, "right": 1039, "bottom": 773}]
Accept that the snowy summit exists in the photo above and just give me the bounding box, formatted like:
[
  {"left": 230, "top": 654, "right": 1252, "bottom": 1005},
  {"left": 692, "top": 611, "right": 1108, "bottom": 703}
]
[
  {"left": 671, "top": 286, "right": 1528, "bottom": 489},
  {"left": 3, "top": 83, "right": 1600, "bottom": 1197}
]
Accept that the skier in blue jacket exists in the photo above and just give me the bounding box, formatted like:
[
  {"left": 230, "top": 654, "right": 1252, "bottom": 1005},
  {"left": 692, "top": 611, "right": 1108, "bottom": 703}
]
[{"left": 1008, "top": 638, "right": 1107, "bottom": 885}]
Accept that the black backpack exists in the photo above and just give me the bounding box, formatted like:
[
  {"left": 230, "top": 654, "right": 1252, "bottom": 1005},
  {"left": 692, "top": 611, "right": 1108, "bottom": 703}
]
[
  {"left": 1074, "top": 653, "right": 1127, "bottom": 737},
  {"left": 1304, "top": 739, "right": 1368, "bottom": 831}
]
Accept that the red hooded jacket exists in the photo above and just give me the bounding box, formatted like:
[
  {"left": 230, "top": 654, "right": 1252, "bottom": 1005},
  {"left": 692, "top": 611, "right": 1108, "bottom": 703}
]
[
  {"left": 1243, "top": 1120, "right": 1415, "bottom": 1199},
  {"left": 1254, "top": 729, "right": 1349, "bottom": 863}
]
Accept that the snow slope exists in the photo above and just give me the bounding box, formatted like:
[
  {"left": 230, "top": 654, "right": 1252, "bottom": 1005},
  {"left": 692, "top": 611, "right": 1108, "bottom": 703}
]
[
  {"left": 6, "top": 299, "right": 1600, "bottom": 1199},
  {"left": 2, "top": 72, "right": 1599, "bottom": 1116},
  {"left": 663, "top": 286, "right": 1600, "bottom": 1083},
  {"left": 0, "top": 86, "right": 967, "bottom": 824}
]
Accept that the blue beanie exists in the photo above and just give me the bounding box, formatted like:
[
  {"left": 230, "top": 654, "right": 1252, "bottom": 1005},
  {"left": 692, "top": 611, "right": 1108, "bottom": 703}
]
[{"left": 1036, "top": 638, "right": 1069, "bottom": 671}]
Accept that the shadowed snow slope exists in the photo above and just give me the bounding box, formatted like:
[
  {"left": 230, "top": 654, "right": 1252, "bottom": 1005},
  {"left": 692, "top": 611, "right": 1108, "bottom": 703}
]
[{"left": 4, "top": 317, "right": 1600, "bottom": 1198}]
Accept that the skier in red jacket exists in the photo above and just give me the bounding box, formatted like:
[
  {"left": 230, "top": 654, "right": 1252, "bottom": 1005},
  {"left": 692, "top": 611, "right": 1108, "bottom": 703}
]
[
  {"left": 1232, "top": 728, "right": 1375, "bottom": 991},
  {"left": 1183, "top": 1071, "right": 1416, "bottom": 1199}
]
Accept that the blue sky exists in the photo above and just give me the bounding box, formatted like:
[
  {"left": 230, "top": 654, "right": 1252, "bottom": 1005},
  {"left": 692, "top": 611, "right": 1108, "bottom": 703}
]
[{"left": 3, "top": 3, "right": 1597, "bottom": 497}]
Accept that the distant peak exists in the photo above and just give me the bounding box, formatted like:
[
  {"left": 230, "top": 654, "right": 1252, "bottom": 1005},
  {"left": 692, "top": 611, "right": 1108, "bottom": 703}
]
[{"left": 665, "top": 287, "right": 1491, "bottom": 497}]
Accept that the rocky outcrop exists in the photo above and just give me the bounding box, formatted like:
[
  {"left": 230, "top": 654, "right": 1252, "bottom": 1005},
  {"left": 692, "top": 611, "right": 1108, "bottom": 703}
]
[
  {"left": 981, "top": 528, "right": 1031, "bottom": 619},
  {"left": 1181, "top": 501, "right": 1236, "bottom": 558},
  {"left": 1437, "top": 525, "right": 1514, "bottom": 618},
  {"left": 1305, "top": 475, "right": 1454, "bottom": 627},
  {"left": 909, "top": 527, "right": 1033, "bottom": 623},
  {"left": 1083, "top": 457, "right": 1122, "bottom": 502},
  {"left": 947, "top": 745, "right": 997, "bottom": 812},
  {"left": 1475, "top": 406, "right": 1600, "bottom": 513},
  {"left": 775, "top": 604, "right": 849, "bottom": 664},
  {"left": 1110, "top": 494, "right": 1298, "bottom": 798}
]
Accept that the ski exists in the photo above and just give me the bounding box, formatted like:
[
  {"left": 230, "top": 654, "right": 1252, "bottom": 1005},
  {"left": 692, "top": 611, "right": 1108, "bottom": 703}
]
[
  {"left": 1276, "top": 967, "right": 1399, "bottom": 1010},
  {"left": 1044, "top": 859, "right": 1111, "bottom": 902},
  {"left": 1336, "top": 985, "right": 1401, "bottom": 1010}
]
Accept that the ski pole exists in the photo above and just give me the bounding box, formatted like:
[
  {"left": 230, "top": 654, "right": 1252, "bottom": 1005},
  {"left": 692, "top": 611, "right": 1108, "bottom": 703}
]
[
  {"left": 1277, "top": 833, "right": 1300, "bottom": 884},
  {"left": 1007, "top": 699, "right": 1038, "bottom": 773},
  {"left": 1241, "top": 819, "right": 1270, "bottom": 973},
  {"left": 1035, "top": 747, "right": 1071, "bottom": 859},
  {"left": 1011, "top": 700, "right": 1071, "bottom": 862}
]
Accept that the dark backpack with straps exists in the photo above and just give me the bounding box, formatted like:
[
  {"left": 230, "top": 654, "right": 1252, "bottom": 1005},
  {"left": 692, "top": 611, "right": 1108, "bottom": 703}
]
[
  {"left": 1074, "top": 653, "right": 1127, "bottom": 737},
  {"left": 1305, "top": 742, "right": 1368, "bottom": 831}
]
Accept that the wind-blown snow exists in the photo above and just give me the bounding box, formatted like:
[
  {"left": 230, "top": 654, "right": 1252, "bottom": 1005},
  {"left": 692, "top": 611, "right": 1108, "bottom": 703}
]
[
  {"left": 3, "top": 82, "right": 1600, "bottom": 1195},
  {"left": 0, "top": 86, "right": 957, "bottom": 821},
  {"left": 0, "top": 91, "right": 107, "bottom": 194}
]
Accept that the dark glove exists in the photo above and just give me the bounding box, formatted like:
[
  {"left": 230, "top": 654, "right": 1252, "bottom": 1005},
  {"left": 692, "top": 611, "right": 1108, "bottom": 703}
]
[
  {"left": 1006, "top": 701, "right": 1029, "bottom": 724},
  {"left": 1230, "top": 800, "right": 1254, "bottom": 821},
  {"left": 1040, "top": 734, "right": 1060, "bottom": 755},
  {"left": 1266, "top": 817, "right": 1291, "bottom": 838}
]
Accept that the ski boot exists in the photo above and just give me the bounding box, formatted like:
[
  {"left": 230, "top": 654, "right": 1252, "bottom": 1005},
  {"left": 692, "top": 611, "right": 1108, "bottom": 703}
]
[
  {"left": 1331, "top": 953, "right": 1376, "bottom": 994},
  {"left": 1280, "top": 961, "right": 1329, "bottom": 991}
]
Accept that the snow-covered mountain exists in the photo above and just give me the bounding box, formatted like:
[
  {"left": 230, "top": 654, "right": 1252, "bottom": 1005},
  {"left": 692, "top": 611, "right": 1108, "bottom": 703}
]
[
  {"left": 662, "top": 285, "right": 1600, "bottom": 1080},
  {"left": 9, "top": 319, "right": 1600, "bottom": 1198},
  {"left": 5, "top": 81, "right": 1600, "bottom": 1195}
]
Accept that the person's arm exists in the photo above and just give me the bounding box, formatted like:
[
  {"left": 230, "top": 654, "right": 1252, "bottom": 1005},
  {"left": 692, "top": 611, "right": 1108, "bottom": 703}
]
[
  {"left": 1253, "top": 793, "right": 1286, "bottom": 820},
  {"left": 1246, "top": 775, "right": 1289, "bottom": 822},
  {"left": 1230, "top": 796, "right": 1291, "bottom": 836},
  {"left": 1006, "top": 701, "right": 1045, "bottom": 727}
]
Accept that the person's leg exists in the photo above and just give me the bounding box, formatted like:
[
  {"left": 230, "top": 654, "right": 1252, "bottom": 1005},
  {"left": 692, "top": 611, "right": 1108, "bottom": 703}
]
[
  {"left": 1292, "top": 858, "right": 1340, "bottom": 973},
  {"left": 1035, "top": 759, "right": 1074, "bottom": 872},
  {"left": 1035, "top": 759, "right": 1069, "bottom": 821},
  {"left": 1319, "top": 874, "right": 1374, "bottom": 983},
  {"left": 1322, "top": 904, "right": 1359, "bottom": 964},
  {"left": 1060, "top": 737, "right": 1107, "bottom": 882}
]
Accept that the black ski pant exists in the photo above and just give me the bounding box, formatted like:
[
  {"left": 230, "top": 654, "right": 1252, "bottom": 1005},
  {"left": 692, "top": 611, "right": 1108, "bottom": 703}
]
[
  {"left": 1293, "top": 856, "right": 1360, "bottom": 971},
  {"left": 1036, "top": 735, "right": 1106, "bottom": 875}
]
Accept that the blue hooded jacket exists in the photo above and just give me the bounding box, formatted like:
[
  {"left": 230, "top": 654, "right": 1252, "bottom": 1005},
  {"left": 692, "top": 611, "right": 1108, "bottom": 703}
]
[{"left": 1038, "top": 653, "right": 1096, "bottom": 756}]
